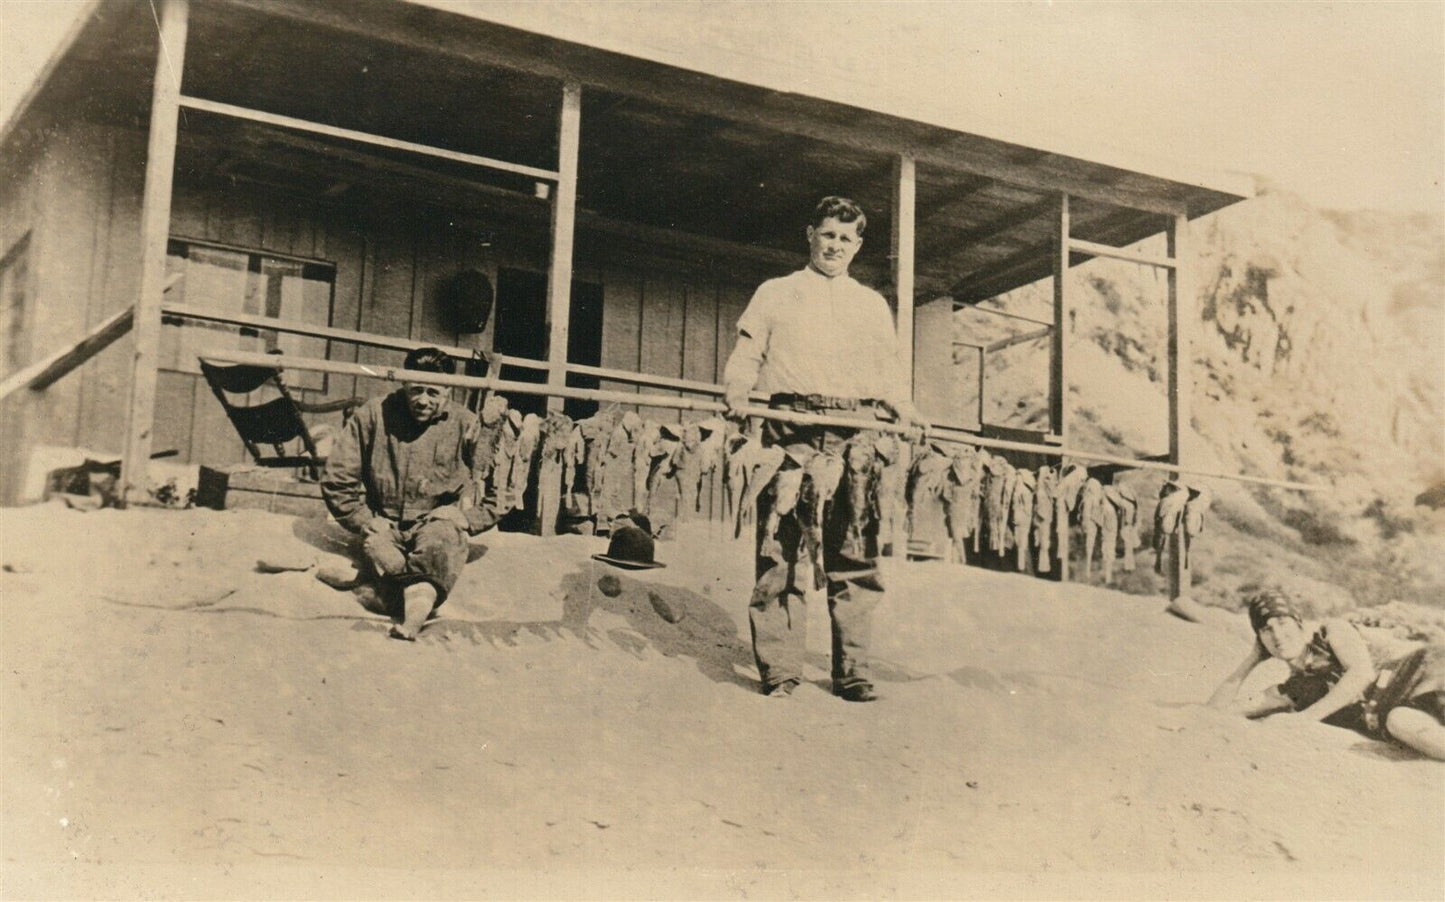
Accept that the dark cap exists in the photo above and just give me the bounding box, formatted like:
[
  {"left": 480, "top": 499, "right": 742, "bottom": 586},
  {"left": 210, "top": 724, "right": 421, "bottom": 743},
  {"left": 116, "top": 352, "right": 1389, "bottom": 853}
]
[
  {"left": 592, "top": 524, "right": 665, "bottom": 570},
  {"left": 1246, "top": 586, "right": 1302, "bottom": 633}
]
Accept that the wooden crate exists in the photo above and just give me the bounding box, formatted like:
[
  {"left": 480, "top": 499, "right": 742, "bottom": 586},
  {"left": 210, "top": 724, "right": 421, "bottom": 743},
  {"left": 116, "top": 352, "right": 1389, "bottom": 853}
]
[{"left": 196, "top": 465, "right": 328, "bottom": 518}]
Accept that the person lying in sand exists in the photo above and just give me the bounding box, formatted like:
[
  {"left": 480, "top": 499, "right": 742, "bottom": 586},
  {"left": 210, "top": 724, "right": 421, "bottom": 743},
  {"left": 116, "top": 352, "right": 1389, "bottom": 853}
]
[
  {"left": 1208, "top": 587, "right": 1445, "bottom": 760},
  {"left": 320, "top": 347, "right": 496, "bottom": 641}
]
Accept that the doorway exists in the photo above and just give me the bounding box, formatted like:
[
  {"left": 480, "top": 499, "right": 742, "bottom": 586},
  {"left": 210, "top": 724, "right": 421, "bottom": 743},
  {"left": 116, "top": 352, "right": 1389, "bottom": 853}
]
[{"left": 493, "top": 267, "right": 602, "bottom": 418}]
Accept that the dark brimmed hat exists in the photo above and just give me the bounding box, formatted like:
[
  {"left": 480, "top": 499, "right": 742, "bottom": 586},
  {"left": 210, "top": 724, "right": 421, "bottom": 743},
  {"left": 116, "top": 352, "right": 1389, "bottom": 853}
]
[
  {"left": 592, "top": 524, "right": 665, "bottom": 570},
  {"left": 1246, "top": 586, "right": 1301, "bottom": 633}
]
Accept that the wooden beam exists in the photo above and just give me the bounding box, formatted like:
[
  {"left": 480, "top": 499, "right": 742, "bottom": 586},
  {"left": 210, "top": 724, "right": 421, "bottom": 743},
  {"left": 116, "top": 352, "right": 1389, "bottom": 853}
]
[
  {"left": 987, "top": 325, "right": 1053, "bottom": 354},
  {"left": 0, "top": 306, "right": 134, "bottom": 400},
  {"left": 161, "top": 304, "right": 492, "bottom": 359},
  {"left": 1166, "top": 212, "right": 1193, "bottom": 603},
  {"left": 161, "top": 304, "right": 783, "bottom": 400},
  {"left": 976, "top": 346, "right": 986, "bottom": 428},
  {"left": 1050, "top": 194, "right": 1069, "bottom": 441},
  {"left": 1069, "top": 237, "right": 1175, "bottom": 269},
  {"left": 892, "top": 152, "right": 916, "bottom": 395},
  {"left": 919, "top": 195, "right": 1054, "bottom": 260},
  {"left": 178, "top": 94, "right": 561, "bottom": 182},
  {"left": 120, "top": 0, "right": 188, "bottom": 506},
  {"left": 1051, "top": 193, "right": 1070, "bottom": 581},
  {"left": 957, "top": 304, "right": 1053, "bottom": 328},
  {"left": 949, "top": 206, "right": 1149, "bottom": 304},
  {"left": 545, "top": 80, "right": 582, "bottom": 412},
  {"left": 919, "top": 175, "right": 995, "bottom": 226}
]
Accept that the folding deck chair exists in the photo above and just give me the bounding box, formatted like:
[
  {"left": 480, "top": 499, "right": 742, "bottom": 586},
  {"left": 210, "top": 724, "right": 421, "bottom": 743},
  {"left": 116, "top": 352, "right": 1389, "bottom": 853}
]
[{"left": 198, "top": 358, "right": 362, "bottom": 481}]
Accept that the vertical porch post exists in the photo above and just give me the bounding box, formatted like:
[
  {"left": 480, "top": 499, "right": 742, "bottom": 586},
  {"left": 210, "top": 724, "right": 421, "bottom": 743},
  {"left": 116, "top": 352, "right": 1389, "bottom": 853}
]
[
  {"left": 891, "top": 152, "right": 916, "bottom": 394},
  {"left": 1051, "top": 193, "right": 1070, "bottom": 580},
  {"left": 976, "top": 348, "right": 986, "bottom": 427},
  {"left": 120, "top": 0, "right": 188, "bottom": 505},
  {"left": 545, "top": 80, "right": 582, "bottom": 413},
  {"left": 1166, "top": 212, "right": 1192, "bottom": 604}
]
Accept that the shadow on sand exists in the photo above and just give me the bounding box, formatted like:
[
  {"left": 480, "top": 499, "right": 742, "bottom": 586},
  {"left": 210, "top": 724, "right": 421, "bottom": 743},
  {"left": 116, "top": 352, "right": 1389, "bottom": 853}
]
[{"left": 365, "top": 563, "right": 756, "bottom": 691}]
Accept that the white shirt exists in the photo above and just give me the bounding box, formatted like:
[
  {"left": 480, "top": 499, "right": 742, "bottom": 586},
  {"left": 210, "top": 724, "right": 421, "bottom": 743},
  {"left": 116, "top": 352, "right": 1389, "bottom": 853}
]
[{"left": 723, "top": 267, "right": 908, "bottom": 406}]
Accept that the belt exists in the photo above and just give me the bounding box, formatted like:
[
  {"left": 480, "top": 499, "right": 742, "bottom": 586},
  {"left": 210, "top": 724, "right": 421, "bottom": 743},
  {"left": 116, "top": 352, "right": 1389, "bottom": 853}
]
[{"left": 768, "top": 393, "right": 884, "bottom": 412}]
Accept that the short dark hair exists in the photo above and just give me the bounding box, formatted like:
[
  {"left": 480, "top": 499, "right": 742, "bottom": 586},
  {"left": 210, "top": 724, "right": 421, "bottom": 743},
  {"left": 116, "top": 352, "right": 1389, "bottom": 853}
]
[
  {"left": 811, "top": 196, "right": 867, "bottom": 236},
  {"left": 403, "top": 347, "right": 456, "bottom": 374}
]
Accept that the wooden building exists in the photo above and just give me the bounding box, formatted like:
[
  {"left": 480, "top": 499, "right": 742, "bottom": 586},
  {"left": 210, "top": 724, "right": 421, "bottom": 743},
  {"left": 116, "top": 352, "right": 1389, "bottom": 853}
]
[{"left": 0, "top": 0, "right": 1252, "bottom": 594}]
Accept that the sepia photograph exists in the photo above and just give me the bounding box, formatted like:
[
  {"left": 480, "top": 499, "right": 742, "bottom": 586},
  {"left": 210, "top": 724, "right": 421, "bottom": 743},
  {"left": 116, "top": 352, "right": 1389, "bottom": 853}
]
[{"left": 1, "top": 1, "right": 1441, "bottom": 899}]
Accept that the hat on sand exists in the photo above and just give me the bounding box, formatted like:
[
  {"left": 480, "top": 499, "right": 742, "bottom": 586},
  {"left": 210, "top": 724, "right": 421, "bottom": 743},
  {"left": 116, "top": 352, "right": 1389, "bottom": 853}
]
[
  {"left": 592, "top": 524, "right": 665, "bottom": 570},
  {"left": 1246, "top": 586, "right": 1301, "bottom": 633}
]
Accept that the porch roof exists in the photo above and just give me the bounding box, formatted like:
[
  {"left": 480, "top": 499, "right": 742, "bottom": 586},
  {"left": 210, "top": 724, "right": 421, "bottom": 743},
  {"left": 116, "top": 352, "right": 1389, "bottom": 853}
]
[{"left": 3, "top": 0, "right": 1252, "bottom": 301}]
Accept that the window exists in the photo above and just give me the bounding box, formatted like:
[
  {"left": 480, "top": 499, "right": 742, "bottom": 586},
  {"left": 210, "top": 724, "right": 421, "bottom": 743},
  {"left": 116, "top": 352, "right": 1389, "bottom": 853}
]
[
  {"left": 161, "top": 239, "right": 335, "bottom": 391},
  {"left": 0, "top": 233, "right": 32, "bottom": 377}
]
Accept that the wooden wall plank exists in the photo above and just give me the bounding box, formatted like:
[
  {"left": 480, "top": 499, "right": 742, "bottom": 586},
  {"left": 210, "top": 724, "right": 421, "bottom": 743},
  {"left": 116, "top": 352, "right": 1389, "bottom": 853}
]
[
  {"left": 714, "top": 281, "right": 753, "bottom": 381},
  {"left": 323, "top": 215, "right": 367, "bottom": 407},
  {"left": 356, "top": 216, "right": 416, "bottom": 398},
  {"left": 77, "top": 126, "right": 145, "bottom": 455},
  {"left": 681, "top": 280, "right": 718, "bottom": 413},
  {"left": 598, "top": 268, "right": 641, "bottom": 398},
  {"left": 33, "top": 119, "right": 108, "bottom": 451},
  {"left": 152, "top": 370, "right": 196, "bottom": 462},
  {"left": 639, "top": 274, "right": 684, "bottom": 425}
]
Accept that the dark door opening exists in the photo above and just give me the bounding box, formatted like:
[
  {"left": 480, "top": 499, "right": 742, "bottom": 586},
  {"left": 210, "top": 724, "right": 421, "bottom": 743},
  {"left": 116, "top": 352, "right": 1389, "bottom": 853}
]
[
  {"left": 564, "top": 280, "right": 603, "bottom": 419},
  {"left": 493, "top": 267, "right": 603, "bottom": 418}
]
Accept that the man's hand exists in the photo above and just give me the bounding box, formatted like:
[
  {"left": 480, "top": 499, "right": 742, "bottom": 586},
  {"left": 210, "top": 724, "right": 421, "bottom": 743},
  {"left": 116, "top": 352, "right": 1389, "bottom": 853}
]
[
  {"left": 426, "top": 504, "right": 472, "bottom": 532},
  {"left": 723, "top": 386, "right": 752, "bottom": 425},
  {"left": 361, "top": 514, "right": 396, "bottom": 537},
  {"left": 887, "top": 399, "right": 929, "bottom": 445}
]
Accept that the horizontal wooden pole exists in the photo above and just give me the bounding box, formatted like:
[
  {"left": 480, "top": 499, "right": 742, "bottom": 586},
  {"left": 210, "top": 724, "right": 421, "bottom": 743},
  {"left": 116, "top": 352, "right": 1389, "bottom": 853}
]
[
  {"left": 987, "top": 325, "right": 1053, "bottom": 353},
  {"left": 956, "top": 304, "right": 1054, "bottom": 328},
  {"left": 161, "top": 304, "right": 776, "bottom": 400},
  {"left": 198, "top": 348, "right": 783, "bottom": 422},
  {"left": 198, "top": 349, "right": 1324, "bottom": 493},
  {"left": 179, "top": 95, "right": 561, "bottom": 183},
  {"left": 162, "top": 303, "right": 490, "bottom": 359},
  {"left": 1068, "top": 237, "right": 1176, "bottom": 269},
  {"left": 0, "top": 305, "right": 134, "bottom": 400}
]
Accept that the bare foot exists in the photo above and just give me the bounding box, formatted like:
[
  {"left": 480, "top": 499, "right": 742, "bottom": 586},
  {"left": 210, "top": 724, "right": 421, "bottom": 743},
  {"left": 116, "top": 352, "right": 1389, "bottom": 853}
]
[
  {"left": 395, "top": 583, "right": 438, "bottom": 642},
  {"left": 316, "top": 561, "right": 363, "bottom": 590},
  {"left": 1166, "top": 595, "right": 1207, "bottom": 623},
  {"left": 388, "top": 623, "right": 418, "bottom": 641}
]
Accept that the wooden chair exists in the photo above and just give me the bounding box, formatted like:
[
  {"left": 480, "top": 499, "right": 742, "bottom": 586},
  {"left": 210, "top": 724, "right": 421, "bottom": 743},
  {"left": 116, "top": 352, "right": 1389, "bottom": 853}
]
[{"left": 198, "top": 358, "right": 361, "bottom": 481}]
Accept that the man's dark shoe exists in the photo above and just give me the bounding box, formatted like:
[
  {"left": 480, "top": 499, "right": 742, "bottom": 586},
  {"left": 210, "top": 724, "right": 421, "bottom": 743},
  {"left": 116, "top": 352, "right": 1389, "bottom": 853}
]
[
  {"left": 764, "top": 679, "right": 802, "bottom": 698},
  {"left": 834, "top": 683, "right": 879, "bottom": 703}
]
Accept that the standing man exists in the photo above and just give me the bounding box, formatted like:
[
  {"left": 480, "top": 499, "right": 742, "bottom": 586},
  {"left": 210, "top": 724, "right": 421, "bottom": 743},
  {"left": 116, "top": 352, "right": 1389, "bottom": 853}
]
[
  {"left": 722, "top": 196, "right": 921, "bottom": 701},
  {"left": 322, "top": 347, "right": 496, "bottom": 641}
]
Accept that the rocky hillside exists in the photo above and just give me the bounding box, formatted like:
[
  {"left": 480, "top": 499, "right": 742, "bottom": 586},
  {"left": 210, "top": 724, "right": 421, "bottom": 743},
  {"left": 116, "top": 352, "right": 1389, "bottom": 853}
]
[{"left": 965, "top": 186, "right": 1445, "bottom": 620}]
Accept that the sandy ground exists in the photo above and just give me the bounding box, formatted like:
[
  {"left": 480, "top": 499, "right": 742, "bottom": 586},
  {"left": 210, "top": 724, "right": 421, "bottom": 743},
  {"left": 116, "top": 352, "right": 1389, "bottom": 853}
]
[{"left": 2, "top": 503, "right": 1442, "bottom": 900}]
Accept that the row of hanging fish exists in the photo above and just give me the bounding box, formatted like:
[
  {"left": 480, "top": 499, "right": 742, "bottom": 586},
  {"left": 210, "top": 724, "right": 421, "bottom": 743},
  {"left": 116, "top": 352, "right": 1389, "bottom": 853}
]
[
  {"left": 901, "top": 447, "right": 1210, "bottom": 584},
  {"left": 472, "top": 396, "right": 1211, "bottom": 583},
  {"left": 473, "top": 398, "right": 755, "bottom": 536}
]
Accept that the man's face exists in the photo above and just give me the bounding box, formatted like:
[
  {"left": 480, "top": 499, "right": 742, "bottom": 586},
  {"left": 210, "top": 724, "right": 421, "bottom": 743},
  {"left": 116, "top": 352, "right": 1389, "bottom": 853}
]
[
  {"left": 806, "top": 216, "right": 863, "bottom": 278},
  {"left": 404, "top": 383, "right": 446, "bottom": 424}
]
